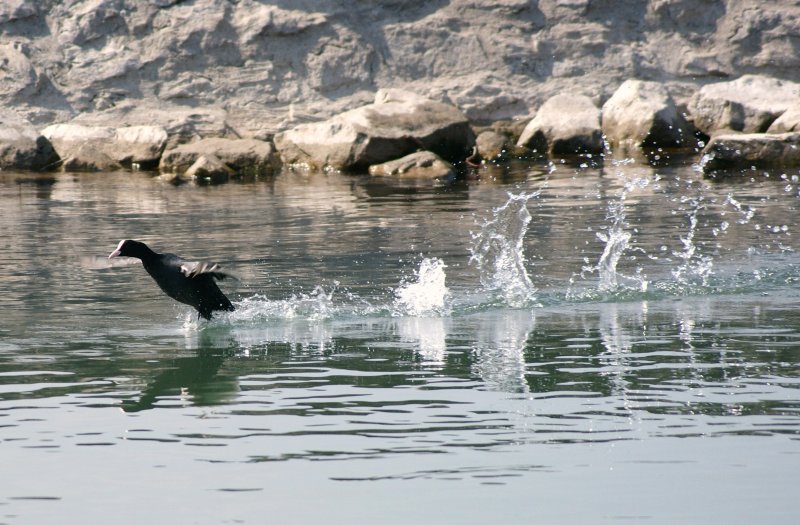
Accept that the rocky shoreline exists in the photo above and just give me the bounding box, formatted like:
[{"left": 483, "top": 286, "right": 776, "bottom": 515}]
[
  {"left": 4, "top": 74, "right": 800, "bottom": 180},
  {"left": 3, "top": 1, "right": 800, "bottom": 180}
]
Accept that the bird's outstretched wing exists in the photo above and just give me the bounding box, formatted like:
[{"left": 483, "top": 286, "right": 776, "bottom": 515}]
[{"left": 180, "top": 261, "right": 240, "bottom": 281}]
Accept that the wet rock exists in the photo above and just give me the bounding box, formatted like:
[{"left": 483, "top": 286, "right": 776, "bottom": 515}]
[
  {"left": 159, "top": 137, "right": 280, "bottom": 176},
  {"left": 602, "top": 79, "right": 690, "bottom": 151},
  {"left": 475, "top": 130, "right": 529, "bottom": 162},
  {"left": 274, "top": 89, "right": 474, "bottom": 171},
  {"left": 368, "top": 151, "right": 454, "bottom": 179},
  {"left": 184, "top": 154, "right": 233, "bottom": 184},
  {"left": 516, "top": 94, "right": 603, "bottom": 156},
  {"left": 688, "top": 75, "right": 800, "bottom": 136},
  {"left": 699, "top": 132, "right": 800, "bottom": 174},
  {"left": 0, "top": 111, "right": 59, "bottom": 171}
]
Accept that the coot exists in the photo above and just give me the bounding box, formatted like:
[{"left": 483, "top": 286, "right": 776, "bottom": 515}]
[{"left": 109, "top": 239, "right": 236, "bottom": 320}]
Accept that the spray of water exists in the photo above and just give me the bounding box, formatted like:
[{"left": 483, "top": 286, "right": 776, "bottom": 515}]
[
  {"left": 580, "top": 176, "right": 649, "bottom": 295},
  {"left": 394, "top": 258, "right": 450, "bottom": 316},
  {"left": 671, "top": 196, "right": 714, "bottom": 288},
  {"left": 470, "top": 191, "right": 539, "bottom": 307},
  {"left": 228, "top": 284, "right": 341, "bottom": 322}
]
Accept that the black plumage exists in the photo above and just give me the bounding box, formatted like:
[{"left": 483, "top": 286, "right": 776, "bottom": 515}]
[{"left": 109, "top": 239, "right": 236, "bottom": 320}]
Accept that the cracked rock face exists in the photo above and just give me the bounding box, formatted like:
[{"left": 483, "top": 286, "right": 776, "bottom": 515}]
[{"left": 2, "top": 1, "right": 800, "bottom": 134}]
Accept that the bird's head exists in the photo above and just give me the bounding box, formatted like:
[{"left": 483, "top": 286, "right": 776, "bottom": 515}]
[{"left": 109, "top": 240, "right": 154, "bottom": 260}]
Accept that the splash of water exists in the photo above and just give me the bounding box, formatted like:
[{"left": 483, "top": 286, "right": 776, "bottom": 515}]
[
  {"left": 583, "top": 176, "right": 649, "bottom": 294},
  {"left": 228, "top": 284, "right": 341, "bottom": 322},
  {"left": 470, "top": 191, "right": 538, "bottom": 307},
  {"left": 671, "top": 197, "right": 714, "bottom": 288},
  {"left": 394, "top": 257, "right": 450, "bottom": 316}
]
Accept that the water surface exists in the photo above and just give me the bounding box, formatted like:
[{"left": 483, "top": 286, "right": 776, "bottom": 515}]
[{"left": 1, "top": 161, "right": 798, "bottom": 524}]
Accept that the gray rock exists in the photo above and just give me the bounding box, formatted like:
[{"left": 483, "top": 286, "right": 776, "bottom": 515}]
[
  {"left": 159, "top": 137, "right": 281, "bottom": 175},
  {"left": 274, "top": 89, "right": 474, "bottom": 171},
  {"left": 41, "top": 123, "right": 168, "bottom": 168},
  {"left": 61, "top": 143, "right": 121, "bottom": 172},
  {"left": 0, "top": 42, "right": 37, "bottom": 100},
  {"left": 602, "top": 79, "right": 690, "bottom": 151},
  {"left": 688, "top": 75, "right": 800, "bottom": 135},
  {"left": 699, "top": 132, "right": 800, "bottom": 174},
  {"left": 475, "top": 130, "right": 529, "bottom": 162},
  {"left": 516, "top": 94, "right": 603, "bottom": 156},
  {"left": 767, "top": 105, "right": 800, "bottom": 133},
  {"left": 368, "top": 151, "right": 454, "bottom": 179},
  {"left": 185, "top": 154, "right": 233, "bottom": 184},
  {"left": 114, "top": 126, "right": 168, "bottom": 165},
  {"left": 4, "top": 1, "right": 800, "bottom": 133},
  {"left": 0, "top": 111, "right": 58, "bottom": 170}
]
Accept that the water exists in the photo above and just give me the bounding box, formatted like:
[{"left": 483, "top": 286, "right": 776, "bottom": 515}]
[{"left": 1, "top": 162, "right": 799, "bottom": 524}]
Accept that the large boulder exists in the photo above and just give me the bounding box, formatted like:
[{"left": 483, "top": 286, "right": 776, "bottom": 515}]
[
  {"left": 159, "top": 137, "right": 281, "bottom": 176},
  {"left": 699, "top": 132, "right": 800, "bottom": 174},
  {"left": 602, "top": 79, "right": 690, "bottom": 151},
  {"left": 0, "top": 111, "right": 58, "bottom": 171},
  {"left": 273, "top": 89, "right": 475, "bottom": 171},
  {"left": 41, "top": 123, "right": 168, "bottom": 170},
  {"left": 113, "top": 126, "right": 169, "bottom": 166},
  {"left": 368, "top": 150, "right": 454, "bottom": 179},
  {"left": 516, "top": 94, "right": 603, "bottom": 156},
  {"left": 688, "top": 75, "right": 800, "bottom": 136}
]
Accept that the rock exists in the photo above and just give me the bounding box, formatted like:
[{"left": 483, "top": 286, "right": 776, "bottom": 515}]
[
  {"left": 699, "top": 132, "right": 800, "bottom": 174},
  {"left": 516, "top": 94, "right": 603, "bottom": 156},
  {"left": 273, "top": 89, "right": 474, "bottom": 171},
  {"left": 602, "top": 79, "right": 691, "bottom": 151},
  {"left": 368, "top": 151, "right": 455, "bottom": 179},
  {"left": 5, "top": 1, "right": 800, "bottom": 133},
  {"left": 184, "top": 154, "right": 233, "bottom": 184},
  {"left": 688, "top": 75, "right": 800, "bottom": 135},
  {"left": 41, "top": 123, "right": 168, "bottom": 169},
  {"left": 41, "top": 124, "right": 122, "bottom": 171},
  {"left": 767, "top": 105, "right": 800, "bottom": 133},
  {"left": 60, "top": 143, "right": 121, "bottom": 172},
  {"left": 475, "top": 130, "right": 529, "bottom": 162},
  {"left": 113, "top": 126, "right": 168, "bottom": 166},
  {"left": 159, "top": 137, "right": 281, "bottom": 175},
  {"left": 0, "top": 111, "right": 59, "bottom": 171},
  {"left": 0, "top": 42, "right": 37, "bottom": 101}
]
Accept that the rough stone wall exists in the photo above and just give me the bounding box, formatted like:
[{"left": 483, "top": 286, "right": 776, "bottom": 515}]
[{"left": 2, "top": 0, "right": 799, "bottom": 134}]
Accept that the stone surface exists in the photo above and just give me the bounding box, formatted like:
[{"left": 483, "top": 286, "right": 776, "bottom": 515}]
[
  {"left": 159, "top": 138, "right": 281, "bottom": 175},
  {"left": 0, "top": 111, "right": 58, "bottom": 170},
  {"left": 3, "top": 1, "right": 800, "bottom": 133},
  {"left": 516, "top": 93, "right": 603, "bottom": 156},
  {"left": 184, "top": 154, "right": 233, "bottom": 184},
  {"left": 602, "top": 79, "right": 691, "bottom": 150},
  {"left": 368, "top": 151, "right": 455, "bottom": 179},
  {"left": 767, "top": 105, "right": 800, "bottom": 133},
  {"left": 688, "top": 75, "right": 800, "bottom": 135},
  {"left": 60, "top": 143, "right": 122, "bottom": 172},
  {"left": 41, "top": 123, "right": 168, "bottom": 169},
  {"left": 113, "top": 126, "right": 169, "bottom": 166},
  {"left": 274, "top": 90, "right": 474, "bottom": 171},
  {"left": 699, "top": 132, "right": 800, "bottom": 174}
]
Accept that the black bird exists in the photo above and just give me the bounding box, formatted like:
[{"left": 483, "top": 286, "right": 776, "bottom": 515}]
[{"left": 109, "top": 239, "right": 236, "bottom": 320}]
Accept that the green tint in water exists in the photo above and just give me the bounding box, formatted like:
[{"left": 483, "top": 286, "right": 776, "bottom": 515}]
[{"left": 0, "top": 163, "right": 799, "bottom": 524}]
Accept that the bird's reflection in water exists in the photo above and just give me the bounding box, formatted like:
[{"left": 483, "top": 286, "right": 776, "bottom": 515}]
[{"left": 122, "top": 327, "right": 239, "bottom": 412}]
